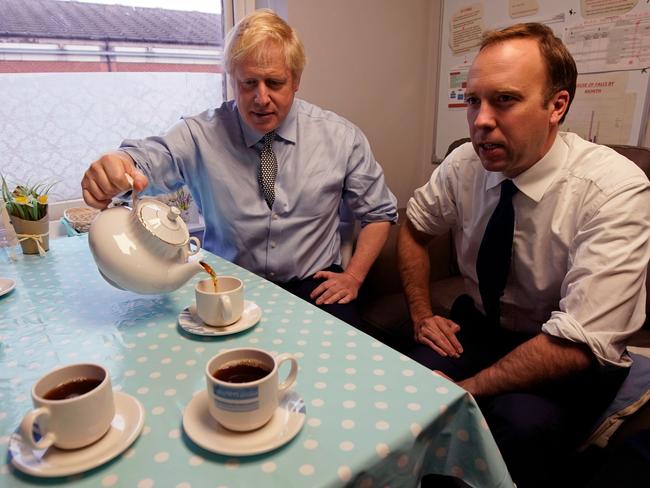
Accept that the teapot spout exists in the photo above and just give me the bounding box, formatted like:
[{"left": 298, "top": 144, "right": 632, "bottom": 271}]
[{"left": 167, "top": 260, "right": 205, "bottom": 291}]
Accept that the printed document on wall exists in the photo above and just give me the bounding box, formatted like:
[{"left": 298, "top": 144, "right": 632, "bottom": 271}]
[
  {"left": 449, "top": 3, "right": 483, "bottom": 54},
  {"left": 581, "top": 0, "right": 638, "bottom": 18},
  {"left": 563, "top": 72, "right": 635, "bottom": 144},
  {"left": 564, "top": 11, "right": 650, "bottom": 72},
  {"left": 448, "top": 68, "right": 470, "bottom": 108}
]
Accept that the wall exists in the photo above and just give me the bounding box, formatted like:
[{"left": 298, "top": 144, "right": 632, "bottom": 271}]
[{"left": 286, "top": 0, "right": 442, "bottom": 206}]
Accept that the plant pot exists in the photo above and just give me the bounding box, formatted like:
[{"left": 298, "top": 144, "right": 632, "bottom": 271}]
[{"left": 9, "top": 214, "right": 49, "bottom": 254}]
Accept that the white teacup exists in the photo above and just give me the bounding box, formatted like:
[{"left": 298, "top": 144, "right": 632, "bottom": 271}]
[
  {"left": 205, "top": 348, "right": 298, "bottom": 432},
  {"left": 195, "top": 276, "right": 244, "bottom": 326},
  {"left": 20, "top": 363, "right": 115, "bottom": 450}
]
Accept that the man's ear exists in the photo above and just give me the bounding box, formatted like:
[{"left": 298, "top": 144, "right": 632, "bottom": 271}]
[
  {"left": 293, "top": 72, "right": 302, "bottom": 93},
  {"left": 549, "top": 90, "right": 570, "bottom": 125}
]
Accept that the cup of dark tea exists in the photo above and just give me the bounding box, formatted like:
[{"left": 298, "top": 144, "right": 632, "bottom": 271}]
[
  {"left": 205, "top": 348, "right": 298, "bottom": 431},
  {"left": 20, "top": 363, "right": 115, "bottom": 450},
  {"left": 195, "top": 276, "right": 244, "bottom": 326}
]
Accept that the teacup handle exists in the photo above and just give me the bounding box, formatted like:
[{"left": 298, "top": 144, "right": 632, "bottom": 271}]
[
  {"left": 219, "top": 295, "right": 232, "bottom": 322},
  {"left": 276, "top": 353, "right": 298, "bottom": 396},
  {"left": 20, "top": 407, "right": 56, "bottom": 450}
]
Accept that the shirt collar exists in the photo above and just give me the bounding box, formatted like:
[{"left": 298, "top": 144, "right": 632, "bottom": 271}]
[
  {"left": 239, "top": 98, "right": 299, "bottom": 148},
  {"left": 484, "top": 134, "right": 568, "bottom": 203}
]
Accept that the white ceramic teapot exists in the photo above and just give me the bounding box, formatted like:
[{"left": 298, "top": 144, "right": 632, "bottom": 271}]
[{"left": 88, "top": 191, "right": 204, "bottom": 294}]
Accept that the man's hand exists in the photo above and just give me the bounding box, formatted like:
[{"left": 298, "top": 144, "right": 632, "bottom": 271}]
[
  {"left": 81, "top": 151, "right": 148, "bottom": 209},
  {"left": 414, "top": 315, "right": 463, "bottom": 358},
  {"left": 310, "top": 270, "right": 362, "bottom": 305}
]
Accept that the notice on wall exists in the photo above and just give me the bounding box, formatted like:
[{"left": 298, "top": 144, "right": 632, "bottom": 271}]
[
  {"left": 510, "top": 0, "right": 539, "bottom": 18},
  {"left": 563, "top": 72, "right": 635, "bottom": 144},
  {"left": 449, "top": 3, "right": 483, "bottom": 54},
  {"left": 448, "top": 68, "right": 470, "bottom": 108},
  {"left": 564, "top": 11, "right": 650, "bottom": 72},
  {"left": 581, "top": 0, "right": 638, "bottom": 18}
]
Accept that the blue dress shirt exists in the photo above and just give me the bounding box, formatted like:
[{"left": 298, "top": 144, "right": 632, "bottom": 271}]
[{"left": 120, "top": 98, "right": 398, "bottom": 282}]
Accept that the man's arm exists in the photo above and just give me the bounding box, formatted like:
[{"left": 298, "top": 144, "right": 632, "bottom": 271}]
[
  {"left": 311, "top": 221, "right": 390, "bottom": 304},
  {"left": 397, "top": 219, "right": 463, "bottom": 358},
  {"left": 459, "top": 333, "right": 594, "bottom": 397}
]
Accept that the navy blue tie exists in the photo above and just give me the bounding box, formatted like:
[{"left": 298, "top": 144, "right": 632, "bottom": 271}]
[{"left": 476, "top": 179, "right": 518, "bottom": 324}]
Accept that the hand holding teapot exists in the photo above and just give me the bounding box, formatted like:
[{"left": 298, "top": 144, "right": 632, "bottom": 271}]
[
  {"left": 84, "top": 153, "right": 204, "bottom": 294},
  {"left": 82, "top": 151, "right": 148, "bottom": 209}
]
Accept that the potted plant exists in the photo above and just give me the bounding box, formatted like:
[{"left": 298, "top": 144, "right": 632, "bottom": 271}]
[
  {"left": 1, "top": 175, "right": 56, "bottom": 255},
  {"left": 169, "top": 187, "right": 193, "bottom": 223}
]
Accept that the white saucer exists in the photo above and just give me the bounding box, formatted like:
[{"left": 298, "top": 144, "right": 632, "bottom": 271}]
[
  {"left": 0, "top": 277, "right": 16, "bottom": 297},
  {"left": 9, "top": 391, "right": 145, "bottom": 478},
  {"left": 183, "top": 390, "right": 306, "bottom": 456},
  {"left": 178, "top": 300, "right": 261, "bottom": 336}
]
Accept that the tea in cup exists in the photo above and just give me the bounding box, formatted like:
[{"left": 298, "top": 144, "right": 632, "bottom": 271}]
[
  {"left": 205, "top": 348, "right": 298, "bottom": 431},
  {"left": 195, "top": 276, "right": 244, "bottom": 326},
  {"left": 20, "top": 363, "right": 115, "bottom": 450}
]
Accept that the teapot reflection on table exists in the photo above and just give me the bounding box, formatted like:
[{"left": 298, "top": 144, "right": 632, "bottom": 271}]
[{"left": 88, "top": 186, "right": 204, "bottom": 294}]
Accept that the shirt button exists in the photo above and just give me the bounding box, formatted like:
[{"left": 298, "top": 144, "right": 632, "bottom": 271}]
[
  {"left": 270, "top": 240, "right": 277, "bottom": 248},
  {"left": 272, "top": 213, "right": 279, "bottom": 220}
]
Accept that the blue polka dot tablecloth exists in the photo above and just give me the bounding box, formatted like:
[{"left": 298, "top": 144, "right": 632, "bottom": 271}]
[{"left": 0, "top": 236, "right": 513, "bottom": 488}]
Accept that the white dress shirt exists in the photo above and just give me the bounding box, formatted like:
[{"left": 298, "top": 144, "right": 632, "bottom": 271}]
[{"left": 407, "top": 132, "right": 650, "bottom": 366}]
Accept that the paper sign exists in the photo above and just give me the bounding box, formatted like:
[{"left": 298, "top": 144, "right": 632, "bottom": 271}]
[
  {"left": 565, "top": 12, "right": 650, "bottom": 72},
  {"left": 449, "top": 3, "right": 483, "bottom": 55},
  {"left": 563, "top": 72, "right": 635, "bottom": 144},
  {"left": 581, "top": 0, "right": 638, "bottom": 18},
  {"left": 448, "top": 69, "right": 469, "bottom": 108},
  {"left": 510, "top": 0, "right": 539, "bottom": 18}
]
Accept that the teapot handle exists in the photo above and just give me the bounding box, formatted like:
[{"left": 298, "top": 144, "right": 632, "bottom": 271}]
[
  {"left": 124, "top": 174, "right": 138, "bottom": 208},
  {"left": 188, "top": 236, "right": 201, "bottom": 256}
]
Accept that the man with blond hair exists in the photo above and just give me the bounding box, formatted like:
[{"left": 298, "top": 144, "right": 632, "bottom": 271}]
[
  {"left": 82, "top": 10, "right": 397, "bottom": 327},
  {"left": 399, "top": 23, "right": 650, "bottom": 486}
]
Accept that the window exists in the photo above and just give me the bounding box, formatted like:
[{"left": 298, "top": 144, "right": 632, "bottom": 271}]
[{"left": 0, "top": 0, "right": 224, "bottom": 206}]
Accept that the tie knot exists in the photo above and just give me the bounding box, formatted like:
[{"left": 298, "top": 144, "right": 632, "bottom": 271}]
[
  {"left": 262, "top": 131, "right": 275, "bottom": 148},
  {"left": 500, "top": 179, "right": 517, "bottom": 199}
]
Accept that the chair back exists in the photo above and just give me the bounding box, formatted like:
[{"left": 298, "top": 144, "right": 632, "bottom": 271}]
[{"left": 607, "top": 144, "right": 650, "bottom": 329}]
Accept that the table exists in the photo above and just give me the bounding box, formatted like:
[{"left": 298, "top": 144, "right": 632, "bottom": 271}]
[{"left": 0, "top": 236, "right": 513, "bottom": 487}]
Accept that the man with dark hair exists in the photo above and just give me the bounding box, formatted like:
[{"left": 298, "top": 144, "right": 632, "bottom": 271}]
[
  {"left": 82, "top": 9, "right": 397, "bottom": 328},
  {"left": 399, "top": 23, "right": 650, "bottom": 486}
]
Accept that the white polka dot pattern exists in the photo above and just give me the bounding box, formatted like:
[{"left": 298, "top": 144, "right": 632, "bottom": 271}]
[{"left": 0, "top": 237, "right": 512, "bottom": 488}]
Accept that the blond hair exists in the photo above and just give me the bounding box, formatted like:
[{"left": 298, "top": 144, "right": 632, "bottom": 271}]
[{"left": 224, "top": 9, "right": 306, "bottom": 81}]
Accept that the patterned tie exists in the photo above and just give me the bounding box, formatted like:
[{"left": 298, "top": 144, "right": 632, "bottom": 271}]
[
  {"left": 258, "top": 131, "right": 277, "bottom": 209},
  {"left": 476, "top": 179, "right": 518, "bottom": 325}
]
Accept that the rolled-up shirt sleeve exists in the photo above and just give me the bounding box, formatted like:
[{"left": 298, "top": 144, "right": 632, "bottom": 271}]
[
  {"left": 542, "top": 180, "right": 650, "bottom": 367},
  {"left": 343, "top": 127, "right": 398, "bottom": 226},
  {"left": 406, "top": 158, "right": 460, "bottom": 237}
]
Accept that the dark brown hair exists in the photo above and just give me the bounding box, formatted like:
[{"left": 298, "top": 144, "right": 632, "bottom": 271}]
[{"left": 481, "top": 23, "right": 577, "bottom": 122}]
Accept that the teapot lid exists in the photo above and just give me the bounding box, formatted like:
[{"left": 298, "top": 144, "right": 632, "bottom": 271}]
[{"left": 136, "top": 198, "right": 189, "bottom": 246}]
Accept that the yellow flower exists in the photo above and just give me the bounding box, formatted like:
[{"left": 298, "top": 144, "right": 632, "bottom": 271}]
[{"left": 2, "top": 174, "right": 57, "bottom": 221}]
